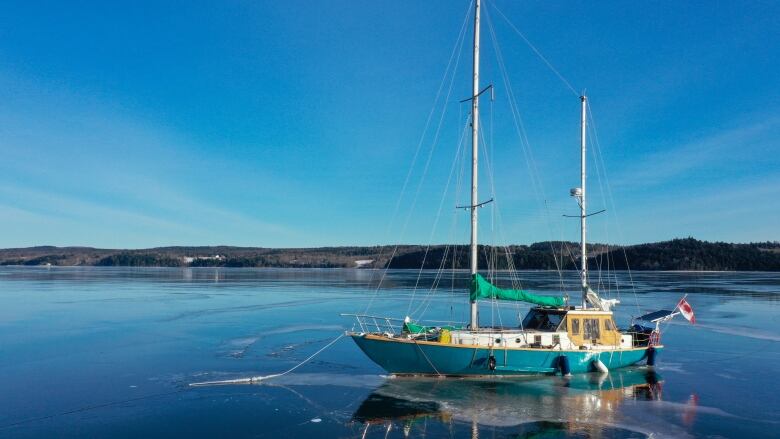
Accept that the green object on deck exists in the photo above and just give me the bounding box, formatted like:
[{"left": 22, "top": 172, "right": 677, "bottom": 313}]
[
  {"left": 403, "top": 321, "right": 460, "bottom": 334},
  {"left": 469, "top": 273, "right": 565, "bottom": 307}
]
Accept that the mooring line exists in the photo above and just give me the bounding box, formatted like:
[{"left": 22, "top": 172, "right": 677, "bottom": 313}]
[
  {"left": 189, "top": 332, "right": 347, "bottom": 386},
  {"left": 4, "top": 333, "right": 348, "bottom": 429}
]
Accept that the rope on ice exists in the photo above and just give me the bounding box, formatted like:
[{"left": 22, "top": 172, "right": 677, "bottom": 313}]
[{"left": 189, "top": 332, "right": 347, "bottom": 387}]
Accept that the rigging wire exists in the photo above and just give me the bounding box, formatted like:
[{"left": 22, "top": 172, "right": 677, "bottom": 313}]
[
  {"left": 486, "top": 0, "right": 595, "bottom": 297},
  {"left": 476, "top": 113, "right": 507, "bottom": 328},
  {"left": 544, "top": 200, "right": 569, "bottom": 294},
  {"left": 489, "top": 1, "right": 579, "bottom": 97},
  {"left": 488, "top": 1, "right": 641, "bottom": 312},
  {"left": 363, "top": 0, "right": 474, "bottom": 314},
  {"left": 489, "top": 78, "right": 499, "bottom": 327},
  {"left": 477, "top": 107, "right": 543, "bottom": 325},
  {"left": 496, "top": 1, "right": 641, "bottom": 314},
  {"left": 408, "top": 115, "right": 472, "bottom": 318},
  {"left": 416, "top": 244, "right": 453, "bottom": 320},
  {"left": 484, "top": 3, "right": 566, "bottom": 290},
  {"left": 590, "top": 129, "right": 618, "bottom": 301},
  {"left": 454, "top": 119, "right": 470, "bottom": 325},
  {"left": 370, "top": 0, "right": 640, "bottom": 323},
  {"left": 587, "top": 100, "right": 642, "bottom": 316},
  {"left": 583, "top": 100, "right": 616, "bottom": 300}
]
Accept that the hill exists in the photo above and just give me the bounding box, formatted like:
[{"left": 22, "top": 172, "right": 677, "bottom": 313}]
[{"left": 0, "top": 238, "right": 778, "bottom": 271}]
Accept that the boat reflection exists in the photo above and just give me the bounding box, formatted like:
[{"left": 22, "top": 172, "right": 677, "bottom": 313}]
[{"left": 352, "top": 368, "right": 663, "bottom": 438}]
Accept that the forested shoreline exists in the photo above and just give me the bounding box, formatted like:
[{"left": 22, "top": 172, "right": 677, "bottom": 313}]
[{"left": 1, "top": 238, "right": 778, "bottom": 271}]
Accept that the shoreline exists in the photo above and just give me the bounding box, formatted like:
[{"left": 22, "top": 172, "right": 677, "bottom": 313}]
[
  {"left": 1, "top": 238, "right": 778, "bottom": 271},
  {"left": 0, "top": 265, "right": 776, "bottom": 274}
]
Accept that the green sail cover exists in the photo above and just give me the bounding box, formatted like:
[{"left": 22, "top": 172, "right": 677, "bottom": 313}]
[{"left": 469, "top": 273, "right": 565, "bottom": 307}]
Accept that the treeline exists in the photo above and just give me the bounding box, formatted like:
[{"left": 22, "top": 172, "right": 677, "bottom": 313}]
[
  {"left": 0, "top": 245, "right": 394, "bottom": 269},
  {"left": 96, "top": 254, "right": 185, "bottom": 267},
  {"left": 606, "top": 238, "right": 780, "bottom": 271},
  {"left": 0, "top": 238, "right": 778, "bottom": 271},
  {"left": 386, "top": 239, "right": 780, "bottom": 271}
]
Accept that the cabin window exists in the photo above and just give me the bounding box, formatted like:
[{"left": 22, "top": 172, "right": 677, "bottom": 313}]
[
  {"left": 584, "top": 318, "right": 601, "bottom": 341},
  {"left": 495, "top": 338, "right": 502, "bottom": 345},
  {"left": 522, "top": 309, "right": 566, "bottom": 331},
  {"left": 534, "top": 335, "right": 542, "bottom": 345},
  {"left": 605, "top": 319, "right": 615, "bottom": 331},
  {"left": 571, "top": 318, "right": 580, "bottom": 335},
  {"left": 553, "top": 335, "right": 560, "bottom": 345}
]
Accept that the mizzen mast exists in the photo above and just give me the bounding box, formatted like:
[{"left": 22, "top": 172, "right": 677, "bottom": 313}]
[
  {"left": 579, "top": 95, "right": 588, "bottom": 308},
  {"left": 469, "top": 0, "right": 481, "bottom": 329}
]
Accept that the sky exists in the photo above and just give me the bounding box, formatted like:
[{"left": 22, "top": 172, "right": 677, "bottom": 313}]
[{"left": 0, "top": 0, "right": 778, "bottom": 248}]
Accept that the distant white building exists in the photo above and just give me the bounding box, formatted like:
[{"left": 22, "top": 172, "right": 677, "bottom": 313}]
[{"left": 183, "top": 255, "right": 224, "bottom": 264}]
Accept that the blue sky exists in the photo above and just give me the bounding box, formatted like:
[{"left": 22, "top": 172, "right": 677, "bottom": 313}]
[{"left": 0, "top": 1, "right": 777, "bottom": 248}]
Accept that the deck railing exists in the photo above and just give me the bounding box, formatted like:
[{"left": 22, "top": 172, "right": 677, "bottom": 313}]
[
  {"left": 340, "top": 313, "right": 468, "bottom": 335},
  {"left": 340, "top": 313, "right": 404, "bottom": 334}
]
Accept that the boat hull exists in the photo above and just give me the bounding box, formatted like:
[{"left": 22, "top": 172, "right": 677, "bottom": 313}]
[{"left": 351, "top": 333, "right": 660, "bottom": 376}]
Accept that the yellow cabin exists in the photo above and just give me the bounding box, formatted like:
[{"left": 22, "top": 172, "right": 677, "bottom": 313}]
[{"left": 564, "top": 310, "right": 621, "bottom": 347}]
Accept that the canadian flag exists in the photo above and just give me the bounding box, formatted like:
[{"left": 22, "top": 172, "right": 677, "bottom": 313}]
[{"left": 677, "top": 297, "right": 696, "bottom": 324}]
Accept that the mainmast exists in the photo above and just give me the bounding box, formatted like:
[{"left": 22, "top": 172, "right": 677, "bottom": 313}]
[
  {"left": 469, "top": 0, "right": 481, "bottom": 329},
  {"left": 579, "top": 95, "right": 588, "bottom": 308}
]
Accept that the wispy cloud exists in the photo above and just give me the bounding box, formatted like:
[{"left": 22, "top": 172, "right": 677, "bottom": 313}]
[
  {"left": 0, "top": 179, "right": 302, "bottom": 247},
  {"left": 613, "top": 114, "right": 780, "bottom": 188},
  {"left": 0, "top": 74, "right": 299, "bottom": 247},
  {"left": 609, "top": 173, "right": 780, "bottom": 244}
]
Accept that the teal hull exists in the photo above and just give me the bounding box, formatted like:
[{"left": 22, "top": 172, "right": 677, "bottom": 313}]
[{"left": 351, "top": 334, "right": 659, "bottom": 375}]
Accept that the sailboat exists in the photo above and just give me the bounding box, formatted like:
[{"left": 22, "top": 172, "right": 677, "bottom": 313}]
[{"left": 346, "top": 0, "right": 669, "bottom": 376}]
